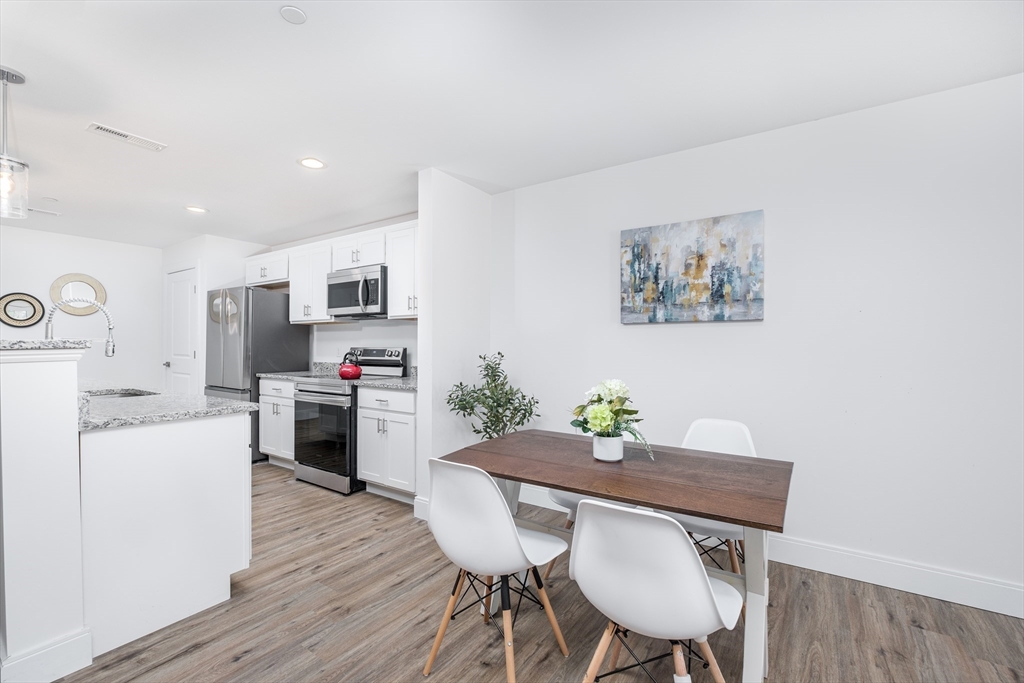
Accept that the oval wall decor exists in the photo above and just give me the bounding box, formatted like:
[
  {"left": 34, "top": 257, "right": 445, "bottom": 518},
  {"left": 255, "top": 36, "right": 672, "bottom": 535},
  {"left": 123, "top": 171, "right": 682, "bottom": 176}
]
[
  {"left": 0, "top": 292, "right": 45, "bottom": 327},
  {"left": 50, "top": 273, "right": 107, "bottom": 316}
]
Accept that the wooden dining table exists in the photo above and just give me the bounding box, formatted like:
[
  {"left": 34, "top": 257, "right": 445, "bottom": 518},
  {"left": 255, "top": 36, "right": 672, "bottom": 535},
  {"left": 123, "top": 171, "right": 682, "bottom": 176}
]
[{"left": 442, "top": 429, "right": 794, "bottom": 683}]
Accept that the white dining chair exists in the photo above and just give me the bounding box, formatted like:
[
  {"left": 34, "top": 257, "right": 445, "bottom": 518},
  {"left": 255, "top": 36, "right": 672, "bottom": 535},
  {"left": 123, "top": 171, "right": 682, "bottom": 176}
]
[
  {"left": 543, "top": 490, "right": 636, "bottom": 580},
  {"left": 571, "top": 500, "right": 742, "bottom": 683},
  {"left": 423, "top": 458, "right": 570, "bottom": 683},
  {"left": 667, "top": 418, "right": 758, "bottom": 577}
]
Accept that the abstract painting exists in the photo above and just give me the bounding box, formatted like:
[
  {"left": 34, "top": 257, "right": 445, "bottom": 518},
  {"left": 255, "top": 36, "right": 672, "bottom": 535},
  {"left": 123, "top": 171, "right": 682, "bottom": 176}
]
[{"left": 620, "top": 210, "right": 764, "bottom": 324}]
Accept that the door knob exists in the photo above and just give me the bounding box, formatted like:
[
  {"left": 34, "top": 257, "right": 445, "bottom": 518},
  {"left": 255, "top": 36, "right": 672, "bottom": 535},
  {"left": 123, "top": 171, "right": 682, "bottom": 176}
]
[{"left": 163, "top": 361, "right": 171, "bottom": 367}]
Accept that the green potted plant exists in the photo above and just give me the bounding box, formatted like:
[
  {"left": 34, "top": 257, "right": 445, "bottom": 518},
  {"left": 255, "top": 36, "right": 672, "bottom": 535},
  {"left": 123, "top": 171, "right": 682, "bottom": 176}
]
[
  {"left": 570, "top": 379, "right": 654, "bottom": 461},
  {"left": 446, "top": 352, "right": 540, "bottom": 440}
]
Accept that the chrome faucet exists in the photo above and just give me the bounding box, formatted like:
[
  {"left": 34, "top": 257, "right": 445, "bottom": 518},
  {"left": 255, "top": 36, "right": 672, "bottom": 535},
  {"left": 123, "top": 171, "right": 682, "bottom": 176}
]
[{"left": 45, "top": 298, "right": 115, "bottom": 357}]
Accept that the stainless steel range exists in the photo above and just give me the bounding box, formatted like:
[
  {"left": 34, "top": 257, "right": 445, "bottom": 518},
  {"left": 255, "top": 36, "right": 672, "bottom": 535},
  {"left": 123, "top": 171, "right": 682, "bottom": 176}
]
[{"left": 292, "top": 347, "right": 407, "bottom": 495}]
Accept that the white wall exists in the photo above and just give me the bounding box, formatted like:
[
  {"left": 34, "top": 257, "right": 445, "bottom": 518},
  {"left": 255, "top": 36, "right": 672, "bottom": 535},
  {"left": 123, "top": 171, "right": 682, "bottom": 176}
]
[
  {"left": 161, "top": 234, "right": 267, "bottom": 392},
  {"left": 0, "top": 225, "right": 163, "bottom": 388},
  {"left": 414, "top": 169, "right": 494, "bottom": 516},
  {"left": 492, "top": 74, "right": 1023, "bottom": 616},
  {"left": 312, "top": 320, "right": 418, "bottom": 368}
]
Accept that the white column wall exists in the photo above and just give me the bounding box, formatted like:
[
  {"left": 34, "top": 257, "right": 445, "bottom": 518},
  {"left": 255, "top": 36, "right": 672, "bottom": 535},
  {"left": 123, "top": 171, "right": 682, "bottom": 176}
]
[{"left": 414, "top": 169, "right": 493, "bottom": 517}]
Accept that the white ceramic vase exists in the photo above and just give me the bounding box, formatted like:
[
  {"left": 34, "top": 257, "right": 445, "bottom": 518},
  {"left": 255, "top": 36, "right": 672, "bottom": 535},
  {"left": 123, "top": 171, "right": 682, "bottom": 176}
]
[{"left": 593, "top": 435, "right": 624, "bottom": 462}]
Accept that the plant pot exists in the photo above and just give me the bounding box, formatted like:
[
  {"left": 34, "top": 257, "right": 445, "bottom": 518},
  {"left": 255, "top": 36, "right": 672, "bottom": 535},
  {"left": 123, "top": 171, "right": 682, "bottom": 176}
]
[{"left": 593, "top": 435, "right": 624, "bottom": 462}]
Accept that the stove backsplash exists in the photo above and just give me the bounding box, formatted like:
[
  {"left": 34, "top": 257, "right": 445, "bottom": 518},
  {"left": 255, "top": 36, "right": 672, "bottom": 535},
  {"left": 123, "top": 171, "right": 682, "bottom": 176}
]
[{"left": 313, "top": 361, "right": 417, "bottom": 378}]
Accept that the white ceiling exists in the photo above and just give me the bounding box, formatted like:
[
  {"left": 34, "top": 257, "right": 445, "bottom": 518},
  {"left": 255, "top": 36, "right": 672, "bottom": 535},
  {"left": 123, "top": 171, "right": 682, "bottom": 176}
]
[{"left": 1, "top": 1, "right": 1021, "bottom": 248}]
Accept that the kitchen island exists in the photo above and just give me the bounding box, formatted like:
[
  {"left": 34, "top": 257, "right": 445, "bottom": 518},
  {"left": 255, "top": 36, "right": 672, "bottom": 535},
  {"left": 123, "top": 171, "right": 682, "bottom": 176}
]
[
  {"left": 0, "top": 339, "right": 258, "bottom": 682},
  {"left": 77, "top": 386, "right": 258, "bottom": 658}
]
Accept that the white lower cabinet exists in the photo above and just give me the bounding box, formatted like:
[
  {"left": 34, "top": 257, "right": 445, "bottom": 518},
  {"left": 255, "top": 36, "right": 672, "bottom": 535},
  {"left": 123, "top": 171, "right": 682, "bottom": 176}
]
[
  {"left": 259, "top": 393, "right": 295, "bottom": 464},
  {"left": 357, "top": 391, "right": 416, "bottom": 493}
]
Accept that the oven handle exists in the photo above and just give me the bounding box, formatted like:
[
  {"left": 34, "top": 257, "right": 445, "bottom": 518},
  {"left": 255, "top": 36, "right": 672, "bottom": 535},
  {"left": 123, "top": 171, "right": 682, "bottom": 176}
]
[
  {"left": 357, "top": 275, "right": 367, "bottom": 312},
  {"left": 294, "top": 391, "right": 352, "bottom": 407}
]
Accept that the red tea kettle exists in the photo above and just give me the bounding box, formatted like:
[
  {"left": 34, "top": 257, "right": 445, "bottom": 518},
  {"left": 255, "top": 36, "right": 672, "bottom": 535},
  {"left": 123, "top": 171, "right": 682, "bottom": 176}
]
[{"left": 339, "top": 352, "right": 362, "bottom": 380}]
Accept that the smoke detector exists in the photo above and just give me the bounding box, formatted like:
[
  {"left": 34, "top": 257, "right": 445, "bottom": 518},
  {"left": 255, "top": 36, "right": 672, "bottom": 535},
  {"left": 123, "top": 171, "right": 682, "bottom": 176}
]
[{"left": 86, "top": 123, "right": 167, "bottom": 152}]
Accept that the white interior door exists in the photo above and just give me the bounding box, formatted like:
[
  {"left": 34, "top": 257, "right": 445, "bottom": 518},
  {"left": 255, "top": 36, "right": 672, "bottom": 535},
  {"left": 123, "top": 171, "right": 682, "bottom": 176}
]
[{"left": 165, "top": 267, "right": 199, "bottom": 394}]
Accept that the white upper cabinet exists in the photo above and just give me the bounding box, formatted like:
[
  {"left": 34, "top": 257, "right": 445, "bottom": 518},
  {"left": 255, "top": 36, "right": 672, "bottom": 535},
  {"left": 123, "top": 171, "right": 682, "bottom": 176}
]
[
  {"left": 289, "top": 244, "right": 333, "bottom": 323},
  {"left": 332, "top": 232, "right": 385, "bottom": 271},
  {"left": 244, "top": 253, "right": 289, "bottom": 285},
  {"left": 386, "top": 226, "right": 417, "bottom": 319}
]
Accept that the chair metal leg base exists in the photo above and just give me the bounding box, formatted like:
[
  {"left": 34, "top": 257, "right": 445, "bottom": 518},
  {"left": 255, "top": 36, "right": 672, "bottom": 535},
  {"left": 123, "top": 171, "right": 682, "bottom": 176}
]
[
  {"left": 427, "top": 566, "right": 566, "bottom": 683},
  {"left": 586, "top": 625, "right": 709, "bottom": 683}
]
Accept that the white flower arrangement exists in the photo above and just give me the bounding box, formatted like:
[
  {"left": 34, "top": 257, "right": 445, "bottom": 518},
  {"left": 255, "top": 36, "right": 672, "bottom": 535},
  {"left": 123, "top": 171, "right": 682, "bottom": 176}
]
[{"left": 572, "top": 379, "right": 654, "bottom": 459}]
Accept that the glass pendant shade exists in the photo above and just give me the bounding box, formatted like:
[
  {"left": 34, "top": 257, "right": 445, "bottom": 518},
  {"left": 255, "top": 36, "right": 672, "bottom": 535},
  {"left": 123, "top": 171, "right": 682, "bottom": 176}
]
[{"left": 0, "top": 155, "right": 28, "bottom": 219}]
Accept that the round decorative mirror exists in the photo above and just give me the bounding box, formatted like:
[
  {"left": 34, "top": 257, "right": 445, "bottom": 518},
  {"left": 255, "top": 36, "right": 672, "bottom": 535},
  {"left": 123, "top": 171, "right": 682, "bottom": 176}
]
[
  {"left": 0, "top": 292, "right": 45, "bottom": 327},
  {"left": 49, "top": 273, "right": 107, "bottom": 316}
]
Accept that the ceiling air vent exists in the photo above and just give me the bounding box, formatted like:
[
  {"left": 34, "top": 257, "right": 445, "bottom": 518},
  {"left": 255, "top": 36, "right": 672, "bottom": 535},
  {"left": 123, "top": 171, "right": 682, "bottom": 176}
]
[{"left": 86, "top": 123, "right": 167, "bottom": 151}]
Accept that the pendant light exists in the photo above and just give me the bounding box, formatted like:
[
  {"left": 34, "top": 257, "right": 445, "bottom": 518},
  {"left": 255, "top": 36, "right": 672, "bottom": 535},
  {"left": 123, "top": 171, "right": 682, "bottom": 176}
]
[{"left": 0, "top": 66, "right": 28, "bottom": 220}]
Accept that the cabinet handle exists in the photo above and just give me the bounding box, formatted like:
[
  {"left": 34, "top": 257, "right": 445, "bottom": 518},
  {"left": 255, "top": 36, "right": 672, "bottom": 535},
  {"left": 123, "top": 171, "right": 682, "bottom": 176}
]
[
  {"left": 408, "top": 295, "right": 412, "bottom": 311},
  {"left": 375, "top": 398, "right": 389, "bottom": 404},
  {"left": 413, "top": 295, "right": 418, "bottom": 310},
  {"left": 272, "top": 387, "right": 282, "bottom": 392},
  {"left": 351, "top": 249, "right": 356, "bottom": 263},
  {"left": 383, "top": 418, "right": 388, "bottom": 434},
  {"left": 355, "top": 248, "right": 360, "bottom": 262},
  {"left": 376, "top": 417, "right": 382, "bottom": 433}
]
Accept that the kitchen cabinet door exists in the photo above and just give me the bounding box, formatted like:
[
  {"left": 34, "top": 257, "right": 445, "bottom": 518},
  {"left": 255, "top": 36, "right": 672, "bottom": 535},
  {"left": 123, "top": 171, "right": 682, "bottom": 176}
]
[
  {"left": 333, "top": 232, "right": 386, "bottom": 270},
  {"left": 259, "top": 397, "right": 280, "bottom": 457},
  {"left": 277, "top": 399, "right": 295, "bottom": 461},
  {"left": 307, "top": 245, "right": 332, "bottom": 321},
  {"left": 355, "top": 233, "right": 386, "bottom": 266},
  {"left": 288, "top": 251, "right": 311, "bottom": 323},
  {"left": 357, "top": 409, "right": 386, "bottom": 485},
  {"left": 384, "top": 413, "right": 415, "bottom": 493},
  {"left": 245, "top": 254, "right": 289, "bottom": 285},
  {"left": 289, "top": 247, "right": 332, "bottom": 323},
  {"left": 386, "top": 227, "right": 417, "bottom": 319}
]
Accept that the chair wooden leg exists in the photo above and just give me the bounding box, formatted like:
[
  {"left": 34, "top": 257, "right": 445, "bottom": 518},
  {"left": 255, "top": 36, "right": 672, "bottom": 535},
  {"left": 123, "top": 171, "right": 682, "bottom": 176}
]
[
  {"left": 482, "top": 575, "right": 493, "bottom": 623},
  {"left": 727, "top": 540, "right": 742, "bottom": 575},
  {"left": 531, "top": 567, "right": 569, "bottom": 656},
  {"left": 500, "top": 575, "right": 516, "bottom": 683},
  {"left": 543, "top": 518, "right": 574, "bottom": 580},
  {"left": 672, "top": 642, "right": 689, "bottom": 680},
  {"left": 423, "top": 568, "right": 467, "bottom": 676},
  {"left": 697, "top": 639, "right": 726, "bottom": 683},
  {"left": 608, "top": 637, "right": 623, "bottom": 670},
  {"left": 583, "top": 621, "right": 616, "bottom": 683}
]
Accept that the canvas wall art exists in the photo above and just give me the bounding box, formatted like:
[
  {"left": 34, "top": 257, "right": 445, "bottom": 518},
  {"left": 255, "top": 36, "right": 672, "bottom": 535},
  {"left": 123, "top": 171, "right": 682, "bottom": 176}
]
[{"left": 620, "top": 209, "right": 764, "bottom": 324}]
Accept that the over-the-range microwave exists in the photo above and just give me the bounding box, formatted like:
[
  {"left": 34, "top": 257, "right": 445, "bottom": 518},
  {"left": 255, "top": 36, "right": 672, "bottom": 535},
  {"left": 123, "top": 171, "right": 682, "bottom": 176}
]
[{"left": 326, "top": 265, "right": 387, "bottom": 318}]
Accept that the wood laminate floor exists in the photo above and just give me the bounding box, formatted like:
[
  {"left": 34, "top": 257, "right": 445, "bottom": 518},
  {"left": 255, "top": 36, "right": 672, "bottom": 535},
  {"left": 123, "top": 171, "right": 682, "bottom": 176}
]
[{"left": 62, "top": 464, "right": 1024, "bottom": 683}]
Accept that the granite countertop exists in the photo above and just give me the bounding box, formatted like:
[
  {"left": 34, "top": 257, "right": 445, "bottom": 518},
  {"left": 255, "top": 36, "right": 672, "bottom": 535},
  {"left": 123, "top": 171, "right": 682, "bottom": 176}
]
[
  {"left": 0, "top": 339, "right": 92, "bottom": 350},
  {"left": 256, "top": 370, "right": 417, "bottom": 392},
  {"left": 79, "top": 385, "right": 258, "bottom": 431}
]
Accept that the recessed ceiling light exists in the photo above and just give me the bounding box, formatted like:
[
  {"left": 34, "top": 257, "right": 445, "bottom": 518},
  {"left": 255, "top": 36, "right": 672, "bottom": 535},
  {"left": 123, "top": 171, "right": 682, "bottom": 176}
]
[
  {"left": 299, "top": 157, "right": 326, "bottom": 169},
  {"left": 280, "top": 6, "right": 306, "bottom": 24},
  {"left": 185, "top": 206, "right": 208, "bottom": 213}
]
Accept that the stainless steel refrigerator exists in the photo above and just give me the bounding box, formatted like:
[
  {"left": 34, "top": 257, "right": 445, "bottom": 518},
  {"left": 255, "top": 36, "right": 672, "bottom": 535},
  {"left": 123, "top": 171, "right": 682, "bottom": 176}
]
[{"left": 204, "top": 287, "right": 310, "bottom": 462}]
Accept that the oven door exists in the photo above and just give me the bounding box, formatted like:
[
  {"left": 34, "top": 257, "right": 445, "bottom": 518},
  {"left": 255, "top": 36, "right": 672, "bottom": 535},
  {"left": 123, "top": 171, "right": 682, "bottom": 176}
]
[
  {"left": 293, "top": 391, "right": 361, "bottom": 494},
  {"left": 327, "top": 265, "right": 386, "bottom": 317}
]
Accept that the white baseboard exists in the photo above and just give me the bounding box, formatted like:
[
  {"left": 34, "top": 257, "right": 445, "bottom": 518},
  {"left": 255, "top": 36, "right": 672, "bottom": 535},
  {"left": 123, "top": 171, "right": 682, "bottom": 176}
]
[
  {"left": 0, "top": 629, "right": 92, "bottom": 683},
  {"left": 769, "top": 534, "right": 1024, "bottom": 618},
  {"left": 365, "top": 483, "right": 414, "bottom": 506},
  {"left": 414, "top": 495, "right": 429, "bottom": 520},
  {"left": 518, "top": 483, "right": 565, "bottom": 511},
  {"left": 516, "top": 484, "right": 1024, "bottom": 618},
  {"left": 266, "top": 456, "right": 294, "bottom": 470}
]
